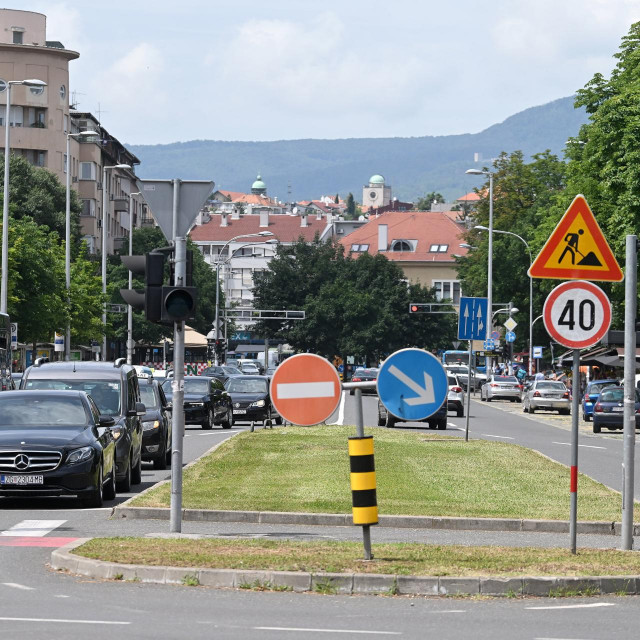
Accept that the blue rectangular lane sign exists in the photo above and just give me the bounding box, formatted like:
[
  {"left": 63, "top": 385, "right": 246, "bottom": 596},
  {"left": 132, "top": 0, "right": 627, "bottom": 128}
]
[{"left": 458, "top": 297, "right": 488, "bottom": 341}]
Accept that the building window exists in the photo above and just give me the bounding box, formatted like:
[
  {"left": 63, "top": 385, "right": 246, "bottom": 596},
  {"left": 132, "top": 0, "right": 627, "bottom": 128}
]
[
  {"left": 433, "top": 280, "right": 461, "bottom": 304},
  {"left": 12, "top": 31, "right": 23, "bottom": 45},
  {"left": 63, "top": 153, "right": 67, "bottom": 174},
  {"left": 29, "top": 84, "right": 44, "bottom": 96},
  {"left": 350, "top": 244, "right": 370, "bottom": 252},
  {"left": 81, "top": 199, "right": 96, "bottom": 217},
  {"left": 391, "top": 240, "right": 413, "bottom": 252},
  {"left": 80, "top": 162, "right": 97, "bottom": 180},
  {"left": 241, "top": 268, "right": 253, "bottom": 287},
  {"left": 0, "top": 79, "right": 6, "bottom": 93},
  {"left": 429, "top": 244, "right": 449, "bottom": 253},
  {"left": 59, "top": 85, "right": 66, "bottom": 100},
  {"left": 64, "top": 114, "right": 68, "bottom": 134}
]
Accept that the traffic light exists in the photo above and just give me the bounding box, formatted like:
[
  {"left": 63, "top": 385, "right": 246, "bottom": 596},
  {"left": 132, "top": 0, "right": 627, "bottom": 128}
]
[
  {"left": 409, "top": 303, "right": 429, "bottom": 313},
  {"left": 161, "top": 286, "right": 197, "bottom": 323},
  {"left": 120, "top": 252, "right": 165, "bottom": 323},
  {"left": 214, "top": 339, "right": 225, "bottom": 359}
]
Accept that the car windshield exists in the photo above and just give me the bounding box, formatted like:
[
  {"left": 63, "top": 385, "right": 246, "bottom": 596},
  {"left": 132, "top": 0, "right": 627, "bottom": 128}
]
[
  {"left": 600, "top": 388, "right": 625, "bottom": 403},
  {"left": 183, "top": 379, "right": 210, "bottom": 394},
  {"left": 536, "top": 382, "right": 566, "bottom": 390},
  {"left": 447, "top": 367, "right": 468, "bottom": 374},
  {"left": 0, "top": 395, "right": 88, "bottom": 427},
  {"left": 590, "top": 382, "right": 618, "bottom": 394},
  {"left": 139, "top": 384, "right": 159, "bottom": 409},
  {"left": 494, "top": 376, "right": 518, "bottom": 383},
  {"left": 24, "top": 379, "right": 121, "bottom": 415},
  {"left": 223, "top": 366, "right": 241, "bottom": 375},
  {"left": 225, "top": 378, "right": 268, "bottom": 394}
]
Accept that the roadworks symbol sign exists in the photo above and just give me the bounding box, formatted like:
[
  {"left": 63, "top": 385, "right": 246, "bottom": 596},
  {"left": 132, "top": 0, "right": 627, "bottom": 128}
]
[{"left": 528, "top": 194, "right": 623, "bottom": 282}]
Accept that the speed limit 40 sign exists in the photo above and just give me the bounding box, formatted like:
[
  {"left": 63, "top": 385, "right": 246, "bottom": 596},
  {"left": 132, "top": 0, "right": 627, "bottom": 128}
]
[{"left": 543, "top": 281, "right": 611, "bottom": 349}]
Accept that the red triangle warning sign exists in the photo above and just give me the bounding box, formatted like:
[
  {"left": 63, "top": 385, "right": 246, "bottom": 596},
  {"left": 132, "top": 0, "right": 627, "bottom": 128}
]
[{"left": 528, "top": 194, "right": 623, "bottom": 282}]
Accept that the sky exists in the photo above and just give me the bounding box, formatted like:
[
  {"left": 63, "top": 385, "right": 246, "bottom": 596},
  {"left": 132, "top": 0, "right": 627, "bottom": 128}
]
[{"left": 23, "top": 0, "right": 640, "bottom": 145}]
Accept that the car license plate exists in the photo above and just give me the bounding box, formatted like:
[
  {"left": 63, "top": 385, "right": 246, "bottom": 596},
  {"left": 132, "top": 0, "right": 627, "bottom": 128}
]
[
  {"left": 612, "top": 406, "right": 623, "bottom": 412},
  {"left": 0, "top": 475, "right": 44, "bottom": 485},
  {"left": 233, "top": 409, "right": 247, "bottom": 414}
]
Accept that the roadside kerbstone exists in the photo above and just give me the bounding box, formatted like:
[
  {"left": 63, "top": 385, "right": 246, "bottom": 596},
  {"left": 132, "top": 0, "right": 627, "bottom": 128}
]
[
  {"left": 599, "top": 576, "right": 637, "bottom": 594},
  {"left": 271, "top": 570, "right": 312, "bottom": 592},
  {"left": 234, "top": 570, "right": 274, "bottom": 588},
  {"left": 520, "top": 519, "right": 568, "bottom": 533},
  {"left": 50, "top": 549, "right": 78, "bottom": 573},
  {"left": 554, "top": 576, "right": 601, "bottom": 594},
  {"left": 379, "top": 515, "right": 434, "bottom": 528},
  {"left": 135, "top": 565, "right": 167, "bottom": 583},
  {"left": 312, "top": 572, "right": 353, "bottom": 594},
  {"left": 112, "top": 563, "right": 138, "bottom": 581},
  {"left": 396, "top": 575, "right": 439, "bottom": 596},
  {"left": 480, "top": 577, "right": 524, "bottom": 596},
  {"left": 197, "top": 569, "right": 237, "bottom": 588},
  {"left": 438, "top": 577, "right": 480, "bottom": 595},
  {"left": 522, "top": 577, "right": 558, "bottom": 596},
  {"left": 352, "top": 573, "right": 397, "bottom": 594}
]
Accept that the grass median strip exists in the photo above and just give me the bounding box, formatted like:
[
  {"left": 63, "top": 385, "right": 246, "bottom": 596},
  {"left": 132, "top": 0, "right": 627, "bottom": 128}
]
[
  {"left": 75, "top": 537, "right": 640, "bottom": 577},
  {"left": 130, "top": 426, "right": 625, "bottom": 521}
]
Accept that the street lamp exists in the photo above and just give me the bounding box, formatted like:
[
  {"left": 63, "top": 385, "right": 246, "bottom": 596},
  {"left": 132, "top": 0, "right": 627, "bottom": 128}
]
[
  {"left": 64, "top": 129, "right": 99, "bottom": 360},
  {"left": 126, "top": 191, "right": 141, "bottom": 365},
  {"left": 101, "top": 163, "right": 131, "bottom": 360},
  {"left": 475, "top": 225, "right": 534, "bottom": 376},
  {"left": 459, "top": 243, "right": 477, "bottom": 250},
  {"left": 213, "top": 231, "right": 273, "bottom": 365},
  {"left": 2, "top": 79, "right": 47, "bottom": 314},
  {"left": 466, "top": 168, "right": 494, "bottom": 370}
]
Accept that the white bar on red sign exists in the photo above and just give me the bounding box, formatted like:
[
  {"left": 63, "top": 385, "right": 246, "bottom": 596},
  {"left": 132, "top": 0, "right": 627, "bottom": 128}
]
[{"left": 277, "top": 382, "right": 335, "bottom": 400}]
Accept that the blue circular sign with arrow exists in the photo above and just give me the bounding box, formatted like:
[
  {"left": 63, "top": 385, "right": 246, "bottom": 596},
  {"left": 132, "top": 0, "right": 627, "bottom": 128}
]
[{"left": 377, "top": 348, "right": 449, "bottom": 421}]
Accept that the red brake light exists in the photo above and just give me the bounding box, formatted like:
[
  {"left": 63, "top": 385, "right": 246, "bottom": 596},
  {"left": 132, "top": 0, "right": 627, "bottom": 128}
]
[
  {"left": 533, "top": 391, "right": 541, "bottom": 397},
  {"left": 563, "top": 391, "right": 570, "bottom": 399},
  {"left": 491, "top": 383, "right": 498, "bottom": 387},
  {"left": 594, "top": 404, "right": 603, "bottom": 412},
  {"left": 352, "top": 377, "right": 362, "bottom": 382},
  {"left": 451, "top": 386, "right": 462, "bottom": 393}
]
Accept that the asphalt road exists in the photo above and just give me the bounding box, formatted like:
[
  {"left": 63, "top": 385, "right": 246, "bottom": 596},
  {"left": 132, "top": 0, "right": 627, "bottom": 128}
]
[{"left": 1, "top": 401, "right": 640, "bottom": 639}]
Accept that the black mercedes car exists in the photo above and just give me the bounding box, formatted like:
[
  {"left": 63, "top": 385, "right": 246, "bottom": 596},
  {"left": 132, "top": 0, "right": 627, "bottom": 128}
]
[
  {"left": 224, "top": 375, "right": 281, "bottom": 425},
  {"left": 200, "top": 365, "right": 242, "bottom": 384},
  {"left": 162, "top": 376, "right": 233, "bottom": 429},
  {"left": 377, "top": 397, "right": 448, "bottom": 429},
  {"left": 0, "top": 390, "right": 117, "bottom": 507},
  {"left": 138, "top": 378, "right": 172, "bottom": 469}
]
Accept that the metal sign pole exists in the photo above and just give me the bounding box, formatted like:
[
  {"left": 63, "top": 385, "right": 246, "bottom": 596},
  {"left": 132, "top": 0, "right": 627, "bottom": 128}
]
[
  {"left": 465, "top": 340, "right": 472, "bottom": 441},
  {"left": 622, "top": 235, "right": 637, "bottom": 550},
  {"left": 354, "top": 387, "right": 372, "bottom": 560},
  {"left": 570, "top": 349, "right": 580, "bottom": 554}
]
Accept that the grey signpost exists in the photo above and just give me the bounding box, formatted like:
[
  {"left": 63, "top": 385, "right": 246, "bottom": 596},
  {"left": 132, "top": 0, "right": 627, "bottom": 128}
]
[{"left": 136, "top": 178, "right": 214, "bottom": 533}]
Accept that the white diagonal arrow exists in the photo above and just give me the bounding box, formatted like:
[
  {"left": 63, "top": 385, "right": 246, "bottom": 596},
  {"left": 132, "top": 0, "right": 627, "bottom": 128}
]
[{"left": 388, "top": 365, "right": 435, "bottom": 406}]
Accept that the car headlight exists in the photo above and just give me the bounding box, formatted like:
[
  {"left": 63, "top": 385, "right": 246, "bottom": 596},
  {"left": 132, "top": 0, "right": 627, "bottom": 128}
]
[
  {"left": 67, "top": 446, "right": 94, "bottom": 465},
  {"left": 111, "top": 426, "right": 123, "bottom": 440},
  {"left": 143, "top": 420, "right": 160, "bottom": 431},
  {"left": 191, "top": 402, "right": 204, "bottom": 407},
  {"left": 250, "top": 399, "right": 266, "bottom": 408}
]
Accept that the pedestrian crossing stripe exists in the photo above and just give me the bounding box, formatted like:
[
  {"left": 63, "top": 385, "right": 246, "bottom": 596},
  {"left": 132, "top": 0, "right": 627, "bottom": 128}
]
[{"left": 528, "top": 194, "right": 623, "bottom": 282}]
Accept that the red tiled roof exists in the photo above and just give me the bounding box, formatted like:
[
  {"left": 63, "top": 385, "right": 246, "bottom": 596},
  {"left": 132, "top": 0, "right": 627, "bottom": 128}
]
[
  {"left": 218, "top": 190, "right": 278, "bottom": 205},
  {"left": 339, "top": 211, "right": 467, "bottom": 262},
  {"left": 457, "top": 191, "right": 482, "bottom": 202},
  {"left": 190, "top": 214, "right": 329, "bottom": 243}
]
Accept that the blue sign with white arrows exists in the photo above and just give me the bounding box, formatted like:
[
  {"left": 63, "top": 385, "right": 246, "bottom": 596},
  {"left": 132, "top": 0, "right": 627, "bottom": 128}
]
[
  {"left": 505, "top": 331, "right": 516, "bottom": 343},
  {"left": 458, "top": 297, "right": 489, "bottom": 341},
  {"left": 377, "top": 348, "right": 448, "bottom": 421}
]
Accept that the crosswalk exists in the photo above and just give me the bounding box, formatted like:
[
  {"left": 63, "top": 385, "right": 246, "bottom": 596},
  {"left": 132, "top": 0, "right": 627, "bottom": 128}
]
[{"left": 0, "top": 519, "right": 76, "bottom": 547}]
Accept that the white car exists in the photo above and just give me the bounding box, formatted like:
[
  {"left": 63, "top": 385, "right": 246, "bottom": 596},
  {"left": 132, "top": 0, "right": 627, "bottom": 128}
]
[
  {"left": 447, "top": 374, "right": 465, "bottom": 417},
  {"left": 480, "top": 375, "right": 521, "bottom": 402}
]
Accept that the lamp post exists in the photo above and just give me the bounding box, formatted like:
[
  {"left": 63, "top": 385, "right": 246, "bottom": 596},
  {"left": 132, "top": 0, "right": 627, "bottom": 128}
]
[
  {"left": 213, "top": 231, "right": 274, "bottom": 365},
  {"left": 475, "top": 226, "right": 534, "bottom": 376},
  {"left": 466, "top": 168, "right": 494, "bottom": 371},
  {"left": 2, "top": 78, "right": 47, "bottom": 314},
  {"left": 126, "top": 191, "right": 141, "bottom": 365},
  {"left": 64, "top": 129, "right": 99, "bottom": 360},
  {"left": 101, "top": 163, "right": 131, "bottom": 360}
]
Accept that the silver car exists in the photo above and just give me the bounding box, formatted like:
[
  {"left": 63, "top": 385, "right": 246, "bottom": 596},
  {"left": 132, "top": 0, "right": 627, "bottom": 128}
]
[
  {"left": 522, "top": 380, "right": 571, "bottom": 415},
  {"left": 480, "top": 375, "right": 521, "bottom": 402},
  {"left": 447, "top": 374, "right": 465, "bottom": 417}
]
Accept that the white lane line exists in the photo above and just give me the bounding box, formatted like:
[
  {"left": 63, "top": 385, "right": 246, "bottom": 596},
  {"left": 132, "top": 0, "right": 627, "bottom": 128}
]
[
  {"left": 327, "top": 390, "right": 346, "bottom": 426},
  {"left": 54, "top": 595, "right": 71, "bottom": 598},
  {"left": 0, "top": 519, "right": 66, "bottom": 537},
  {"left": 277, "top": 381, "right": 335, "bottom": 400},
  {"left": 482, "top": 434, "right": 515, "bottom": 440},
  {"left": 2, "top": 583, "right": 34, "bottom": 591},
  {"left": 431, "top": 610, "right": 466, "bottom": 614},
  {"left": 0, "top": 617, "right": 130, "bottom": 625},
  {"left": 552, "top": 442, "right": 607, "bottom": 450},
  {"left": 527, "top": 602, "right": 616, "bottom": 610},
  {"left": 254, "top": 628, "right": 401, "bottom": 635}
]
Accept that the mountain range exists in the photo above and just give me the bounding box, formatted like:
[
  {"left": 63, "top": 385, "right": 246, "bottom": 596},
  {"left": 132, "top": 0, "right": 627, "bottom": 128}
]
[{"left": 128, "top": 96, "right": 588, "bottom": 202}]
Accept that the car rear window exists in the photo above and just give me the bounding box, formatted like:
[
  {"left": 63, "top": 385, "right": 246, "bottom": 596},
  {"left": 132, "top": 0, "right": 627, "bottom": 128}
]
[
  {"left": 495, "top": 376, "right": 518, "bottom": 383},
  {"left": 590, "top": 382, "right": 618, "bottom": 394},
  {"left": 600, "top": 388, "right": 624, "bottom": 403},
  {"left": 0, "top": 395, "right": 88, "bottom": 427},
  {"left": 536, "top": 382, "right": 566, "bottom": 390},
  {"left": 184, "top": 379, "right": 210, "bottom": 394},
  {"left": 225, "top": 378, "right": 268, "bottom": 393}
]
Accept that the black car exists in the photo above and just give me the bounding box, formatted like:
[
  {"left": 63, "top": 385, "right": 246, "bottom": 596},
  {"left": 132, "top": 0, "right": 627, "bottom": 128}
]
[
  {"left": 20, "top": 359, "right": 145, "bottom": 493},
  {"left": 162, "top": 376, "right": 233, "bottom": 429},
  {"left": 200, "top": 365, "right": 242, "bottom": 384},
  {"left": 377, "top": 397, "right": 448, "bottom": 429},
  {"left": 593, "top": 386, "right": 640, "bottom": 433},
  {"left": 0, "top": 390, "right": 117, "bottom": 507},
  {"left": 138, "top": 378, "right": 172, "bottom": 469},
  {"left": 349, "top": 368, "right": 379, "bottom": 395},
  {"left": 224, "top": 375, "right": 281, "bottom": 424}
]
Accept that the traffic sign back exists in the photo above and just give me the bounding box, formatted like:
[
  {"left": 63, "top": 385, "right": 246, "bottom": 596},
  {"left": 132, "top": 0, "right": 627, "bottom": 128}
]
[
  {"left": 270, "top": 354, "right": 341, "bottom": 426},
  {"left": 377, "top": 349, "right": 448, "bottom": 421},
  {"left": 528, "top": 194, "right": 622, "bottom": 281}
]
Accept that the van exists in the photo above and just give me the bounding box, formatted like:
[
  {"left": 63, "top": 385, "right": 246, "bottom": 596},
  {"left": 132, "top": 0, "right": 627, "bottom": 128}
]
[{"left": 21, "top": 359, "right": 145, "bottom": 492}]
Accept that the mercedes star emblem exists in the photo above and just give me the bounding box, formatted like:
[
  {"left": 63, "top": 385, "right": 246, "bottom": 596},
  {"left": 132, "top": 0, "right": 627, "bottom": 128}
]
[{"left": 14, "top": 453, "right": 30, "bottom": 470}]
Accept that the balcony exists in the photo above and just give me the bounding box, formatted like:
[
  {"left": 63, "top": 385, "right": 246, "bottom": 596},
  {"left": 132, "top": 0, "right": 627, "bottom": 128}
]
[{"left": 111, "top": 196, "right": 128, "bottom": 212}]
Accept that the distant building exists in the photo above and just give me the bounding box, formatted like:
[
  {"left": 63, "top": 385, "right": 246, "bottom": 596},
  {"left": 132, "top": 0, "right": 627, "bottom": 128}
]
[{"left": 362, "top": 174, "right": 392, "bottom": 208}]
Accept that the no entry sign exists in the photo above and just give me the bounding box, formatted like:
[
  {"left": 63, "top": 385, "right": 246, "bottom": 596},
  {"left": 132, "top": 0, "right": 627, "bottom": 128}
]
[
  {"left": 270, "top": 354, "right": 342, "bottom": 426},
  {"left": 543, "top": 280, "right": 612, "bottom": 349}
]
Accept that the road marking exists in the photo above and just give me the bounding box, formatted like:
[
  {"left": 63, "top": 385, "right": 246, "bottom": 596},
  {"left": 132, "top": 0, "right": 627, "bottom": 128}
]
[
  {"left": 254, "top": 628, "right": 401, "bottom": 635},
  {"left": 0, "top": 520, "right": 66, "bottom": 537},
  {"left": 0, "top": 617, "right": 130, "bottom": 625},
  {"left": 54, "top": 595, "right": 71, "bottom": 598},
  {"left": 276, "top": 381, "right": 335, "bottom": 400},
  {"left": 482, "top": 434, "right": 515, "bottom": 440},
  {"left": 327, "top": 390, "right": 346, "bottom": 426},
  {"left": 0, "top": 537, "right": 77, "bottom": 548},
  {"left": 527, "top": 602, "right": 616, "bottom": 610},
  {"left": 2, "top": 583, "right": 34, "bottom": 591},
  {"left": 552, "top": 442, "right": 606, "bottom": 450}
]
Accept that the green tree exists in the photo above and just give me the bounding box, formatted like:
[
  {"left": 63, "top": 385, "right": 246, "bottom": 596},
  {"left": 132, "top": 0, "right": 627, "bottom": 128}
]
[
  {"left": 69, "top": 245, "right": 106, "bottom": 346},
  {"left": 334, "top": 193, "right": 339, "bottom": 204},
  {"left": 416, "top": 192, "right": 445, "bottom": 210},
  {"left": 345, "top": 193, "right": 356, "bottom": 219}
]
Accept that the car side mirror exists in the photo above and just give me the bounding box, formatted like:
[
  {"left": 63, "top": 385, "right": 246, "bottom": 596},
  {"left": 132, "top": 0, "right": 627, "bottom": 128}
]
[
  {"left": 164, "top": 404, "right": 173, "bottom": 412},
  {"left": 135, "top": 401, "right": 146, "bottom": 416},
  {"left": 99, "top": 415, "right": 115, "bottom": 427}
]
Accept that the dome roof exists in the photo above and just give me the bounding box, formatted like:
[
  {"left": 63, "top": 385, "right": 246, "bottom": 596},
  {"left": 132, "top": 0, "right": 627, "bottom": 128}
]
[
  {"left": 252, "top": 174, "right": 266, "bottom": 190},
  {"left": 369, "top": 174, "right": 385, "bottom": 184}
]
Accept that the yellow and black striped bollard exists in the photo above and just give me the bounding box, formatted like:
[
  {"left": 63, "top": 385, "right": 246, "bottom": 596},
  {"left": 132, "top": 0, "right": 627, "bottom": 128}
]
[{"left": 348, "top": 435, "right": 377, "bottom": 559}]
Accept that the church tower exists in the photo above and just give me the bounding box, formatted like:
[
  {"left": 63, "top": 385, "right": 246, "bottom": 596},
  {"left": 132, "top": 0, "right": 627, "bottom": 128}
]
[{"left": 362, "top": 174, "right": 391, "bottom": 208}]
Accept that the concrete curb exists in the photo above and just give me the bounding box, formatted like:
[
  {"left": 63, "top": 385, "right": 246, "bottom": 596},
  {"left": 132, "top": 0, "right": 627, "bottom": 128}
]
[
  {"left": 50, "top": 539, "right": 640, "bottom": 597},
  {"left": 113, "top": 506, "right": 640, "bottom": 536}
]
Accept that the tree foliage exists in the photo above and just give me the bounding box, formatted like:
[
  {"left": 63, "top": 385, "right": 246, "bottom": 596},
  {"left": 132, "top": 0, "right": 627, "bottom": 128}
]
[{"left": 415, "top": 192, "right": 445, "bottom": 210}]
